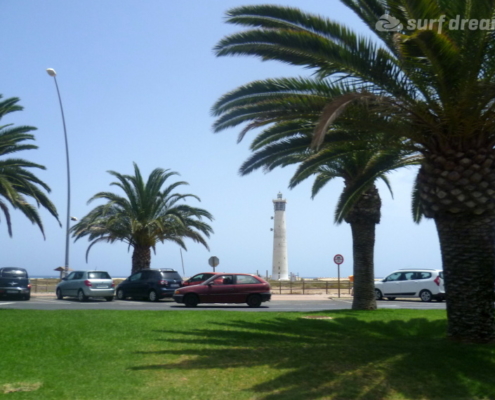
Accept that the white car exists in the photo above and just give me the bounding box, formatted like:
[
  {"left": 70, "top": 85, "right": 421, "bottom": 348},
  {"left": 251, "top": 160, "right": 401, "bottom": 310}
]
[{"left": 374, "top": 269, "right": 445, "bottom": 302}]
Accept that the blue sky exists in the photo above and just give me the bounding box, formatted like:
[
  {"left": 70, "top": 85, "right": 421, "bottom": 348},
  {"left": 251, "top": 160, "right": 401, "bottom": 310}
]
[{"left": 0, "top": 0, "right": 441, "bottom": 278}]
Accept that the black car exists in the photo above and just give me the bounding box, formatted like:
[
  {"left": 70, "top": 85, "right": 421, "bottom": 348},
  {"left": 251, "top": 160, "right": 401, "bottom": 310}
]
[
  {"left": 0, "top": 267, "right": 31, "bottom": 300},
  {"left": 116, "top": 268, "right": 183, "bottom": 302}
]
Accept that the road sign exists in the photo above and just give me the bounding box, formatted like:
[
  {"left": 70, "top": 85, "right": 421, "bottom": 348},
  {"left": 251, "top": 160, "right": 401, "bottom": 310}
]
[
  {"left": 333, "top": 254, "right": 344, "bottom": 298},
  {"left": 208, "top": 256, "right": 219, "bottom": 272},
  {"left": 334, "top": 254, "right": 344, "bottom": 265}
]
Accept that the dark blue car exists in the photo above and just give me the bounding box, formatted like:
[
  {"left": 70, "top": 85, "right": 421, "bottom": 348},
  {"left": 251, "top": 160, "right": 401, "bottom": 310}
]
[
  {"left": 116, "top": 268, "right": 183, "bottom": 302},
  {"left": 0, "top": 267, "right": 31, "bottom": 300}
]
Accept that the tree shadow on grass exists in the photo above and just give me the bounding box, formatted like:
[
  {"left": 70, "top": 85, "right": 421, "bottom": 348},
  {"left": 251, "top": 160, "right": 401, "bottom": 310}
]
[{"left": 129, "top": 311, "right": 495, "bottom": 400}]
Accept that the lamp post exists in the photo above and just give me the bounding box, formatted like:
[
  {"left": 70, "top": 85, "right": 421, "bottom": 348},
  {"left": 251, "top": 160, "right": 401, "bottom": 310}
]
[{"left": 46, "top": 68, "right": 71, "bottom": 278}]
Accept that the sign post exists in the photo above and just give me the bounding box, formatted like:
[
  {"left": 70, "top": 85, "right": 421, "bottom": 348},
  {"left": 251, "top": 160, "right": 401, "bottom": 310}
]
[
  {"left": 333, "top": 254, "right": 344, "bottom": 298},
  {"left": 208, "top": 256, "right": 219, "bottom": 272}
]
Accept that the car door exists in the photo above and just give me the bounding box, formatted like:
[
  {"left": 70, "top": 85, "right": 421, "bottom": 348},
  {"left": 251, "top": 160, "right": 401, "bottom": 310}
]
[
  {"left": 71, "top": 271, "right": 85, "bottom": 295},
  {"left": 59, "top": 272, "right": 75, "bottom": 296},
  {"left": 381, "top": 272, "right": 405, "bottom": 296},
  {"left": 64, "top": 271, "right": 83, "bottom": 296},
  {"left": 138, "top": 270, "right": 157, "bottom": 297},
  {"left": 233, "top": 275, "right": 262, "bottom": 302},
  {"left": 418, "top": 271, "right": 436, "bottom": 294},
  {"left": 125, "top": 272, "right": 143, "bottom": 298},
  {"left": 203, "top": 275, "right": 236, "bottom": 303},
  {"left": 401, "top": 272, "right": 418, "bottom": 296}
]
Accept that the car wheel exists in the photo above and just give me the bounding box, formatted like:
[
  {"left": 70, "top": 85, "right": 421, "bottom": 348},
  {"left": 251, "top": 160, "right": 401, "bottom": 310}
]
[
  {"left": 56, "top": 288, "right": 63, "bottom": 300},
  {"left": 184, "top": 293, "right": 199, "bottom": 307},
  {"left": 375, "top": 289, "right": 383, "bottom": 300},
  {"left": 77, "top": 290, "right": 88, "bottom": 302},
  {"left": 420, "top": 289, "right": 433, "bottom": 302},
  {"left": 387, "top": 297, "right": 396, "bottom": 301},
  {"left": 105, "top": 296, "right": 114, "bottom": 302},
  {"left": 148, "top": 290, "right": 159, "bottom": 302},
  {"left": 247, "top": 294, "right": 262, "bottom": 308},
  {"left": 116, "top": 289, "right": 126, "bottom": 300}
]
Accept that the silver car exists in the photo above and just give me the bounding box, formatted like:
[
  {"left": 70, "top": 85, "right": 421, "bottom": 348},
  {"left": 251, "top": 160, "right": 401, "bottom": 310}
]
[{"left": 56, "top": 270, "right": 115, "bottom": 301}]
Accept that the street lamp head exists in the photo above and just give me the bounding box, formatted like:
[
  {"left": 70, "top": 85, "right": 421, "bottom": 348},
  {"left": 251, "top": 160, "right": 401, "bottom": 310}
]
[{"left": 46, "top": 68, "right": 57, "bottom": 77}]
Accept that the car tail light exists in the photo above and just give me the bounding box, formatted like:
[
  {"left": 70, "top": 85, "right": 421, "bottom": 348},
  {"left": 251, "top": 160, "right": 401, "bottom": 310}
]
[
  {"left": 160, "top": 280, "right": 169, "bottom": 286},
  {"left": 434, "top": 276, "right": 441, "bottom": 286},
  {"left": 111, "top": 282, "right": 115, "bottom": 288},
  {"left": 84, "top": 280, "right": 92, "bottom": 287},
  {"left": 27, "top": 284, "right": 32, "bottom": 289}
]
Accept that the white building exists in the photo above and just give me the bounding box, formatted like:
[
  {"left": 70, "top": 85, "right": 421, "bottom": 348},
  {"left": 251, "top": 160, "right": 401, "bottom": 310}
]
[{"left": 272, "top": 192, "right": 289, "bottom": 280}]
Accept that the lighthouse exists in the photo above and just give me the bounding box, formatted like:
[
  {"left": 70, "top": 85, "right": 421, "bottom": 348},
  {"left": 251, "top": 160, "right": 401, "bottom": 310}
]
[{"left": 272, "top": 192, "right": 289, "bottom": 280}]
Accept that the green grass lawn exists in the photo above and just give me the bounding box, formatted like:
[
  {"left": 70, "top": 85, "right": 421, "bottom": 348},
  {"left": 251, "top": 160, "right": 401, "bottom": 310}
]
[{"left": 1, "top": 309, "right": 494, "bottom": 400}]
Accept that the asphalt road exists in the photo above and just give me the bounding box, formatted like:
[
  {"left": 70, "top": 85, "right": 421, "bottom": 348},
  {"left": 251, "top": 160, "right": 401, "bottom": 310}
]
[{"left": 0, "top": 295, "right": 447, "bottom": 312}]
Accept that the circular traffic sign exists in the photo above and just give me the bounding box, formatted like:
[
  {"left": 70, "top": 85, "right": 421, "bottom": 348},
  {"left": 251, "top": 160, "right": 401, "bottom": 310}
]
[
  {"left": 333, "top": 254, "right": 344, "bottom": 265},
  {"left": 208, "top": 256, "right": 219, "bottom": 267}
]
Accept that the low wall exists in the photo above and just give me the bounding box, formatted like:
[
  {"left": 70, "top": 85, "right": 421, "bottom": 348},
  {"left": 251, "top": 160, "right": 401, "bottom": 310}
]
[
  {"left": 29, "top": 278, "right": 353, "bottom": 295},
  {"left": 29, "top": 278, "right": 126, "bottom": 293},
  {"left": 266, "top": 279, "right": 353, "bottom": 295}
]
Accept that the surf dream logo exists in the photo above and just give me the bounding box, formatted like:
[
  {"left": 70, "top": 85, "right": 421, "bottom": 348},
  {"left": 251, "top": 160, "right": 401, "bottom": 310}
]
[
  {"left": 376, "top": 14, "right": 495, "bottom": 34},
  {"left": 375, "top": 14, "right": 403, "bottom": 32}
]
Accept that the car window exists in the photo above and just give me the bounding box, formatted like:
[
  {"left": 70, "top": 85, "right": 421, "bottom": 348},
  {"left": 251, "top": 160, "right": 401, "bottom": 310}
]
[
  {"left": 130, "top": 273, "right": 142, "bottom": 282},
  {"left": 87, "top": 271, "right": 111, "bottom": 279},
  {"left": 0, "top": 268, "right": 27, "bottom": 278},
  {"left": 403, "top": 272, "right": 417, "bottom": 280},
  {"left": 211, "top": 275, "right": 234, "bottom": 285},
  {"left": 236, "top": 275, "right": 260, "bottom": 284},
  {"left": 439, "top": 272, "right": 444, "bottom": 279},
  {"left": 74, "top": 272, "right": 84, "bottom": 280},
  {"left": 140, "top": 271, "right": 152, "bottom": 280},
  {"left": 418, "top": 272, "right": 432, "bottom": 279},
  {"left": 190, "top": 274, "right": 207, "bottom": 282},
  {"left": 66, "top": 272, "right": 76, "bottom": 280},
  {"left": 385, "top": 272, "right": 403, "bottom": 282},
  {"left": 161, "top": 271, "right": 182, "bottom": 280}
]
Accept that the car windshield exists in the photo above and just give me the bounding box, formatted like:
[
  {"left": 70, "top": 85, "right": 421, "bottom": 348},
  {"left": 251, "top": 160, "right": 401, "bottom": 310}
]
[
  {"left": 1, "top": 268, "right": 27, "bottom": 278},
  {"left": 87, "top": 271, "right": 111, "bottom": 279}
]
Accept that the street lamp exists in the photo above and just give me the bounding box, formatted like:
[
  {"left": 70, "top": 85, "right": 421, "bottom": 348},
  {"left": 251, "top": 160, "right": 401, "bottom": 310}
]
[{"left": 46, "top": 68, "right": 72, "bottom": 277}]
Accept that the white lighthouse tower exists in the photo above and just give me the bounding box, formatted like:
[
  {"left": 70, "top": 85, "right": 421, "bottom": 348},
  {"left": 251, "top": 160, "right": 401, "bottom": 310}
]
[{"left": 272, "top": 192, "right": 289, "bottom": 280}]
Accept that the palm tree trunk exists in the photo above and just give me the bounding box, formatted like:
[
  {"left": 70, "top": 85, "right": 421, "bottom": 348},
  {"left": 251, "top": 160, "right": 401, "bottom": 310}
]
[
  {"left": 345, "top": 185, "right": 380, "bottom": 310},
  {"left": 435, "top": 215, "right": 495, "bottom": 343},
  {"left": 131, "top": 245, "right": 151, "bottom": 274},
  {"left": 350, "top": 220, "right": 377, "bottom": 310}
]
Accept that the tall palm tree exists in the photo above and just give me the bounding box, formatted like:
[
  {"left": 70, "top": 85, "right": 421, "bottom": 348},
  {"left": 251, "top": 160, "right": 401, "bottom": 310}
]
[
  {"left": 71, "top": 163, "right": 214, "bottom": 274},
  {"left": 213, "top": 77, "right": 418, "bottom": 310},
  {"left": 0, "top": 95, "right": 60, "bottom": 238},
  {"left": 214, "top": 1, "right": 495, "bottom": 342}
]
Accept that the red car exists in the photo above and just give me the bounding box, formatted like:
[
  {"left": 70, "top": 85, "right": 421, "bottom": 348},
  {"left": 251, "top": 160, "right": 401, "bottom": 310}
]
[
  {"left": 182, "top": 272, "right": 220, "bottom": 286},
  {"left": 173, "top": 273, "right": 271, "bottom": 307}
]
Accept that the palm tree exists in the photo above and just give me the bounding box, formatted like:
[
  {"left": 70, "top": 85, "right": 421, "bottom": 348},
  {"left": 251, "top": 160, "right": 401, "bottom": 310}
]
[
  {"left": 0, "top": 95, "right": 60, "bottom": 238},
  {"left": 71, "top": 163, "right": 214, "bottom": 274},
  {"left": 214, "top": 1, "right": 495, "bottom": 342},
  {"left": 213, "top": 77, "right": 418, "bottom": 310},
  {"left": 292, "top": 143, "right": 420, "bottom": 310}
]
